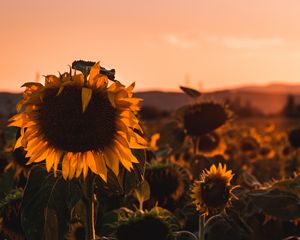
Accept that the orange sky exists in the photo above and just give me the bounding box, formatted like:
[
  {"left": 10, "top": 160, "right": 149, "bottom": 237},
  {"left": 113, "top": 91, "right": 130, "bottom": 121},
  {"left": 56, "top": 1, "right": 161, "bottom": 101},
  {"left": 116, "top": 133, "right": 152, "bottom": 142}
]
[{"left": 1, "top": 0, "right": 300, "bottom": 92}]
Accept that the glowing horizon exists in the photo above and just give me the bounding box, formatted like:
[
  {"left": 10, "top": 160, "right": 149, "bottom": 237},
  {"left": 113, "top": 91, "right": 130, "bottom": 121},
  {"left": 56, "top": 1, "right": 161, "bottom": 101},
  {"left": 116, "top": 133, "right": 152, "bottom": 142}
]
[{"left": 1, "top": 0, "right": 300, "bottom": 93}]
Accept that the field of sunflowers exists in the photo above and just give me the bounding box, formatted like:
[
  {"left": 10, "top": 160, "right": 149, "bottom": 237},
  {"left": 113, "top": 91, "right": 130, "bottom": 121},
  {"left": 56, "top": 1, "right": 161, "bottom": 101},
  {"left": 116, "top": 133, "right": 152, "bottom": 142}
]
[{"left": 1, "top": 61, "right": 300, "bottom": 240}]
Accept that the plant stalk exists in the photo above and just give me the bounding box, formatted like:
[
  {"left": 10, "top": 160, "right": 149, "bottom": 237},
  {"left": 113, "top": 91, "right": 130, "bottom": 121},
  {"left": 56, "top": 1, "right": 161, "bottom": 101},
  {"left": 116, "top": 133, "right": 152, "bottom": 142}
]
[
  {"left": 199, "top": 214, "right": 205, "bottom": 240},
  {"left": 84, "top": 174, "right": 97, "bottom": 240}
]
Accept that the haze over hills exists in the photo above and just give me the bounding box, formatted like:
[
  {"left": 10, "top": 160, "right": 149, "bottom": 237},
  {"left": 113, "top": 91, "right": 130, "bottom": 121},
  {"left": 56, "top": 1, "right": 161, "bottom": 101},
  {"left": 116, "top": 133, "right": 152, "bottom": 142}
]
[
  {"left": 0, "top": 83, "right": 300, "bottom": 118},
  {"left": 136, "top": 83, "right": 300, "bottom": 115},
  {"left": 234, "top": 83, "right": 300, "bottom": 94}
]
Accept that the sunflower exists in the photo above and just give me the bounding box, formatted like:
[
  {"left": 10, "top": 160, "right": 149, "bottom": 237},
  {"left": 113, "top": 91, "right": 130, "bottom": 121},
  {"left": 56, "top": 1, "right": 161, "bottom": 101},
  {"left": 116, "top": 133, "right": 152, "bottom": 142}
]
[
  {"left": 183, "top": 102, "right": 231, "bottom": 137},
  {"left": 8, "top": 62, "right": 147, "bottom": 181},
  {"left": 288, "top": 127, "right": 300, "bottom": 148},
  {"left": 197, "top": 132, "right": 227, "bottom": 158},
  {"left": 105, "top": 207, "right": 180, "bottom": 240},
  {"left": 191, "top": 163, "right": 234, "bottom": 215},
  {"left": 144, "top": 161, "right": 190, "bottom": 210}
]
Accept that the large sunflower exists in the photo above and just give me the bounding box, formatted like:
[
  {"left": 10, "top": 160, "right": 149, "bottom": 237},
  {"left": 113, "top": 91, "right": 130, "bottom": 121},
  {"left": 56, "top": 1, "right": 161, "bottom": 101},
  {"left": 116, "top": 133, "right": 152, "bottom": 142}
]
[
  {"left": 191, "top": 163, "right": 234, "bottom": 215},
  {"left": 8, "top": 62, "right": 147, "bottom": 181}
]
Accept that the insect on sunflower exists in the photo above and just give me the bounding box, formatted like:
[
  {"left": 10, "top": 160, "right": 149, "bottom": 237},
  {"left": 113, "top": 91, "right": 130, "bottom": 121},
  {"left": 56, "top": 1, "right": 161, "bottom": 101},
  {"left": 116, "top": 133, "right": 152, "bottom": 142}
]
[
  {"left": 191, "top": 163, "right": 234, "bottom": 215},
  {"left": 8, "top": 62, "right": 147, "bottom": 181}
]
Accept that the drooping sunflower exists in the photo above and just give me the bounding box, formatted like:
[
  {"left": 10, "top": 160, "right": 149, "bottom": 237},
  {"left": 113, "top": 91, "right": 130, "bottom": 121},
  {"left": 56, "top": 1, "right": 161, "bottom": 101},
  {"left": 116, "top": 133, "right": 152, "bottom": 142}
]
[
  {"left": 103, "top": 207, "right": 180, "bottom": 240},
  {"left": 8, "top": 62, "right": 147, "bottom": 181},
  {"left": 191, "top": 163, "right": 234, "bottom": 215},
  {"left": 144, "top": 161, "right": 190, "bottom": 210},
  {"left": 197, "top": 131, "right": 227, "bottom": 158},
  {"left": 183, "top": 102, "right": 232, "bottom": 137}
]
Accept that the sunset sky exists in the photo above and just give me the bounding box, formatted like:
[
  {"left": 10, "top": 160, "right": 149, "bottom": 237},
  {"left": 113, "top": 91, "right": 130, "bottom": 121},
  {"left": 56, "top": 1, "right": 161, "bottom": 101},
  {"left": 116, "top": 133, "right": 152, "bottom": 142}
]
[{"left": 1, "top": 0, "right": 300, "bottom": 92}]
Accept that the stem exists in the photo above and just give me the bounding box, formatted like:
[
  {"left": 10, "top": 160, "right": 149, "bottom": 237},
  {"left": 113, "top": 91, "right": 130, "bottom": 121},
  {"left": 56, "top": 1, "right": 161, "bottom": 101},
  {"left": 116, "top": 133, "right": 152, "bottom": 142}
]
[
  {"left": 199, "top": 214, "right": 206, "bottom": 240},
  {"left": 139, "top": 199, "right": 143, "bottom": 211},
  {"left": 83, "top": 174, "right": 97, "bottom": 240},
  {"left": 193, "top": 137, "right": 200, "bottom": 156}
]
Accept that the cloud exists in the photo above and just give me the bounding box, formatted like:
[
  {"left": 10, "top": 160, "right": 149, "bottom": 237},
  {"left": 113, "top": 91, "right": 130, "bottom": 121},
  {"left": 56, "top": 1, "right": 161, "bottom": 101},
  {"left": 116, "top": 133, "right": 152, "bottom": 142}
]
[
  {"left": 163, "top": 34, "right": 195, "bottom": 49},
  {"left": 208, "top": 36, "right": 283, "bottom": 49},
  {"left": 223, "top": 37, "right": 282, "bottom": 49}
]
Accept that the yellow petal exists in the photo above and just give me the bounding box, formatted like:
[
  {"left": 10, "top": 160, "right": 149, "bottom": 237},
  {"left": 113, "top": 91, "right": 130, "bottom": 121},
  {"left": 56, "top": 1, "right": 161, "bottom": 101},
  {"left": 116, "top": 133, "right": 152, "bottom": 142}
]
[
  {"left": 45, "top": 75, "right": 60, "bottom": 87},
  {"left": 126, "top": 82, "right": 135, "bottom": 97},
  {"left": 103, "top": 148, "right": 119, "bottom": 176},
  {"left": 46, "top": 148, "right": 55, "bottom": 172},
  {"left": 117, "top": 141, "right": 139, "bottom": 164},
  {"left": 82, "top": 152, "right": 89, "bottom": 178},
  {"left": 113, "top": 143, "right": 133, "bottom": 171},
  {"left": 56, "top": 86, "right": 64, "bottom": 96},
  {"left": 88, "top": 62, "right": 100, "bottom": 86},
  {"left": 62, "top": 154, "right": 70, "bottom": 180},
  {"left": 14, "top": 136, "right": 24, "bottom": 150},
  {"left": 93, "top": 152, "right": 108, "bottom": 182},
  {"left": 69, "top": 153, "right": 77, "bottom": 179},
  {"left": 53, "top": 151, "right": 63, "bottom": 177},
  {"left": 76, "top": 156, "right": 83, "bottom": 178},
  {"left": 81, "top": 87, "right": 93, "bottom": 113},
  {"left": 86, "top": 151, "right": 97, "bottom": 174}
]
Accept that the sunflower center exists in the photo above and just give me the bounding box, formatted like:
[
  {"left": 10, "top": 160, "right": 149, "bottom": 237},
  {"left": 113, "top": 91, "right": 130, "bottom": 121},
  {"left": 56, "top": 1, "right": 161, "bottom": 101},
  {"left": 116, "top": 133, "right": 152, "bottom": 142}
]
[
  {"left": 36, "top": 86, "right": 117, "bottom": 152},
  {"left": 201, "top": 178, "right": 230, "bottom": 209}
]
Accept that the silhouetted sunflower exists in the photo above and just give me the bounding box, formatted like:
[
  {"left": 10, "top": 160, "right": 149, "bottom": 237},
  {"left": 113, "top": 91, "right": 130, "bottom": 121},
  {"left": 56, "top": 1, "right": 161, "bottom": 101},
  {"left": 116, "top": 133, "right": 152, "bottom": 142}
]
[
  {"left": 197, "top": 132, "right": 227, "bottom": 157},
  {"left": 0, "top": 190, "right": 25, "bottom": 240},
  {"left": 144, "top": 161, "right": 190, "bottom": 210},
  {"left": 113, "top": 207, "right": 179, "bottom": 240},
  {"left": 8, "top": 62, "right": 147, "bottom": 181},
  {"left": 191, "top": 163, "right": 234, "bottom": 215},
  {"left": 3, "top": 129, "right": 30, "bottom": 180},
  {"left": 240, "top": 137, "right": 259, "bottom": 153},
  {"left": 288, "top": 128, "right": 300, "bottom": 148},
  {"left": 183, "top": 102, "right": 231, "bottom": 136}
]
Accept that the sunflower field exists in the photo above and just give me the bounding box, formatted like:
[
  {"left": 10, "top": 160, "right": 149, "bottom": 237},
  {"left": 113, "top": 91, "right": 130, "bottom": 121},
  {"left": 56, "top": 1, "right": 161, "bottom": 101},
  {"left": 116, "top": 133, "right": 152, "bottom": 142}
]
[{"left": 1, "top": 61, "right": 300, "bottom": 240}]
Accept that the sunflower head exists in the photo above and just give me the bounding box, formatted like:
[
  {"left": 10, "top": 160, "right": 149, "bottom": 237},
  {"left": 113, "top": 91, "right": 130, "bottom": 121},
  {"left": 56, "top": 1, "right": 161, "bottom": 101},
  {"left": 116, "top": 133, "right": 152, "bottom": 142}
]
[
  {"left": 240, "top": 137, "right": 259, "bottom": 153},
  {"left": 183, "top": 102, "right": 231, "bottom": 136},
  {"left": 8, "top": 62, "right": 147, "bottom": 181},
  {"left": 144, "top": 161, "right": 190, "bottom": 210},
  {"left": 288, "top": 128, "right": 300, "bottom": 148},
  {"left": 197, "top": 132, "right": 227, "bottom": 157},
  {"left": 114, "top": 207, "right": 178, "bottom": 240},
  {"left": 191, "top": 163, "right": 234, "bottom": 215}
]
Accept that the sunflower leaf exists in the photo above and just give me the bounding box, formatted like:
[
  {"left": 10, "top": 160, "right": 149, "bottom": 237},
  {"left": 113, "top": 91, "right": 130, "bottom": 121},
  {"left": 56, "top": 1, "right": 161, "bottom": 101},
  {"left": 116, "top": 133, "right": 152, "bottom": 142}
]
[
  {"left": 248, "top": 188, "right": 300, "bottom": 220},
  {"left": 180, "top": 86, "right": 201, "bottom": 98},
  {"left": 133, "top": 180, "right": 151, "bottom": 209},
  {"left": 21, "top": 164, "right": 82, "bottom": 240}
]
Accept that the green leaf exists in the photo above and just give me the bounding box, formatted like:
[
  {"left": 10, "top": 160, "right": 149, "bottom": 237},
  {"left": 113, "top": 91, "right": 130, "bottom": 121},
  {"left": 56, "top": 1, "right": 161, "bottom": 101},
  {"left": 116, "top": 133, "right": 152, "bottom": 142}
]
[
  {"left": 180, "top": 86, "right": 201, "bottom": 98},
  {"left": 21, "top": 164, "right": 82, "bottom": 240},
  {"left": 248, "top": 188, "right": 300, "bottom": 220},
  {"left": 133, "top": 180, "right": 151, "bottom": 206}
]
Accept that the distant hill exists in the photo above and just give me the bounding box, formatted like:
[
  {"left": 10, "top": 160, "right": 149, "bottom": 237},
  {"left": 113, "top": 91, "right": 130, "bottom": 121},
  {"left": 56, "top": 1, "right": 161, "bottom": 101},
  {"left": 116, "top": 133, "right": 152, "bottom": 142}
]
[
  {"left": 135, "top": 83, "right": 300, "bottom": 114},
  {"left": 135, "top": 90, "right": 299, "bottom": 115},
  {"left": 235, "top": 83, "right": 300, "bottom": 94},
  {"left": 1, "top": 83, "right": 300, "bottom": 118}
]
